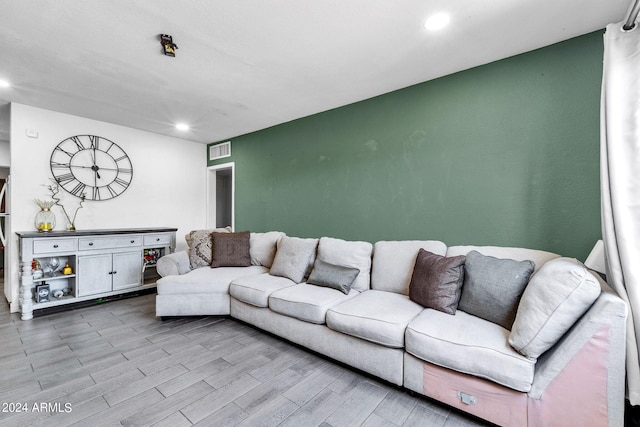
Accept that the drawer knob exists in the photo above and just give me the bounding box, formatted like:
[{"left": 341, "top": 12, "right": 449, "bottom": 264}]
[
  {"left": 89, "top": 242, "right": 94, "bottom": 246},
  {"left": 156, "top": 238, "right": 160, "bottom": 241},
  {"left": 53, "top": 244, "right": 58, "bottom": 248},
  {"left": 130, "top": 240, "right": 135, "bottom": 244}
]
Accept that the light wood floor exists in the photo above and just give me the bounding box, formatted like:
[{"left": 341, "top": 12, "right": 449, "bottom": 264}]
[{"left": 0, "top": 293, "right": 491, "bottom": 427}]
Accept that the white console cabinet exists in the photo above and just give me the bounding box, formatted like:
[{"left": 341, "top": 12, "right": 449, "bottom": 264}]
[{"left": 17, "top": 228, "right": 177, "bottom": 320}]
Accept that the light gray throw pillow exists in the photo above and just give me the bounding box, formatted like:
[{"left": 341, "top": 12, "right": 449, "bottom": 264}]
[
  {"left": 458, "top": 250, "right": 535, "bottom": 330},
  {"left": 269, "top": 236, "right": 319, "bottom": 283},
  {"left": 307, "top": 258, "right": 360, "bottom": 294},
  {"left": 509, "top": 257, "right": 601, "bottom": 359}
]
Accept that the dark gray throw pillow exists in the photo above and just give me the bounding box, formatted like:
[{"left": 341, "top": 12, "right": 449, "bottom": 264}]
[
  {"left": 307, "top": 259, "right": 359, "bottom": 294},
  {"left": 458, "top": 250, "right": 535, "bottom": 329},
  {"left": 408, "top": 249, "right": 466, "bottom": 315},
  {"left": 210, "top": 231, "right": 251, "bottom": 268}
]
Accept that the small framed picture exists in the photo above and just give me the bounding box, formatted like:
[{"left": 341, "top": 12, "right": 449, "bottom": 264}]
[{"left": 36, "top": 283, "right": 50, "bottom": 303}]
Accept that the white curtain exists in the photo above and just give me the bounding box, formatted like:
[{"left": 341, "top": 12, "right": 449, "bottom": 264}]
[{"left": 601, "top": 21, "right": 640, "bottom": 405}]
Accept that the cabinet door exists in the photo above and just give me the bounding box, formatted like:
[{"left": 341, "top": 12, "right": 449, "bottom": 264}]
[
  {"left": 112, "top": 251, "right": 142, "bottom": 291},
  {"left": 77, "top": 254, "right": 112, "bottom": 296}
]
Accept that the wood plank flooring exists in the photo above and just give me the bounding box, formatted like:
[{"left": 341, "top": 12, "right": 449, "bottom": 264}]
[{"left": 0, "top": 293, "right": 491, "bottom": 426}]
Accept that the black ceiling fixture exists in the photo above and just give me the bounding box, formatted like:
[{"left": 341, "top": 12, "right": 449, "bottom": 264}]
[{"left": 160, "top": 34, "right": 178, "bottom": 57}]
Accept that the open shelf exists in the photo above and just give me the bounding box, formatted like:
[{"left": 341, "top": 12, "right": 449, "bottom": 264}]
[{"left": 33, "top": 272, "right": 76, "bottom": 283}]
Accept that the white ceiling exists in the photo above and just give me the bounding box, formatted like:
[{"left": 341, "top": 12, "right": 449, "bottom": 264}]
[{"left": 0, "top": 0, "right": 632, "bottom": 144}]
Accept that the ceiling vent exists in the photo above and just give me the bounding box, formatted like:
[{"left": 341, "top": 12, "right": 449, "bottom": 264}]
[{"left": 209, "top": 141, "right": 231, "bottom": 161}]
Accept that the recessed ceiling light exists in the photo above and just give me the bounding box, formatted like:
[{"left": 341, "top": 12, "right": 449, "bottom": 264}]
[
  {"left": 424, "top": 12, "right": 450, "bottom": 31},
  {"left": 175, "top": 123, "right": 189, "bottom": 131},
  {"left": 0, "top": 79, "right": 10, "bottom": 88}
]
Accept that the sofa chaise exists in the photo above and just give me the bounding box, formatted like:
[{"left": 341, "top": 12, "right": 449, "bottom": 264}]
[{"left": 155, "top": 229, "right": 627, "bottom": 427}]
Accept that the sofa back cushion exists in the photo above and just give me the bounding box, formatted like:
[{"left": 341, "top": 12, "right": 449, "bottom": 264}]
[
  {"left": 371, "top": 240, "right": 447, "bottom": 295},
  {"left": 315, "top": 237, "right": 373, "bottom": 291},
  {"left": 250, "top": 231, "right": 285, "bottom": 268},
  {"left": 446, "top": 245, "right": 559, "bottom": 274},
  {"left": 269, "top": 236, "right": 319, "bottom": 283},
  {"left": 509, "top": 257, "right": 601, "bottom": 358}
]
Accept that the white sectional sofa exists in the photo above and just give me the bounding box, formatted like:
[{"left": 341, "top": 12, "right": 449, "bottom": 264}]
[{"left": 155, "top": 230, "right": 627, "bottom": 427}]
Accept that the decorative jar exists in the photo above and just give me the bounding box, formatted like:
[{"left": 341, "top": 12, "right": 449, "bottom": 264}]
[{"left": 34, "top": 199, "right": 56, "bottom": 232}]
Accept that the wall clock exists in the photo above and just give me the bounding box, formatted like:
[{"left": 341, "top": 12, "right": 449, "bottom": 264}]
[{"left": 50, "top": 135, "right": 133, "bottom": 201}]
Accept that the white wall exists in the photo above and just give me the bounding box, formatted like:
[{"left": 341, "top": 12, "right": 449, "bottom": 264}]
[{"left": 7, "top": 103, "right": 206, "bottom": 312}]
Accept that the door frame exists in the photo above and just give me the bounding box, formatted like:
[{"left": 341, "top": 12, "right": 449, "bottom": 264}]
[{"left": 206, "top": 162, "right": 235, "bottom": 230}]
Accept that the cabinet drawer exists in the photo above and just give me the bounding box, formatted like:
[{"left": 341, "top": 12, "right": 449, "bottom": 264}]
[
  {"left": 143, "top": 233, "right": 172, "bottom": 246},
  {"left": 33, "top": 239, "right": 77, "bottom": 254},
  {"left": 79, "top": 235, "right": 142, "bottom": 250}
]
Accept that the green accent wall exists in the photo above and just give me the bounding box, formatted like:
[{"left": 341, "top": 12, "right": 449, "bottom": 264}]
[{"left": 208, "top": 31, "right": 604, "bottom": 260}]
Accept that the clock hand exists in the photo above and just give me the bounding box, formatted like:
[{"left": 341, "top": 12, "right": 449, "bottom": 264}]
[
  {"left": 70, "top": 165, "right": 118, "bottom": 172},
  {"left": 92, "top": 147, "right": 100, "bottom": 179},
  {"left": 91, "top": 164, "right": 101, "bottom": 180}
]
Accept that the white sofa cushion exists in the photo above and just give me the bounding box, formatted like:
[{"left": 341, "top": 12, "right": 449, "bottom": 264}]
[
  {"left": 250, "top": 231, "right": 285, "bottom": 268},
  {"left": 269, "top": 236, "right": 319, "bottom": 283},
  {"left": 509, "top": 257, "right": 601, "bottom": 359},
  {"left": 326, "top": 290, "right": 423, "bottom": 348},
  {"left": 316, "top": 237, "right": 373, "bottom": 291},
  {"left": 229, "top": 273, "right": 297, "bottom": 307},
  {"left": 445, "top": 245, "right": 559, "bottom": 274},
  {"left": 405, "top": 309, "right": 536, "bottom": 392},
  {"left": 268, "top": 283, "right": 358, "bottom": 324},
  {"left": 157, "top": 266, "right": 267, "bottom": 295},
  {"left": 371, "top": 240, "right": 447, "bottom": 295}
]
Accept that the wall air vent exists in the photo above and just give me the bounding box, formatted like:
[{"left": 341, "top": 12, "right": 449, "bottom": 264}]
[{"left": 209, "top": 141, "right": 231, "bottom": 161}]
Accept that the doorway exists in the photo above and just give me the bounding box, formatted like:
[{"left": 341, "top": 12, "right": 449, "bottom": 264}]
[{"left": 206, "top": 162, "right": 235, "bottom": 230}]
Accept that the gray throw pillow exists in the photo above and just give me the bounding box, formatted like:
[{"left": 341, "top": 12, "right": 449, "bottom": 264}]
[
  {"left": 458, "top": 250, "right": 535, "bottom": 329},
  {"left": 408, "top": 249, "right": 466, "bottom": 315},
  {"left": 509, "top": 257, "right": 601, "bottom": 358},
  {"left": 308, "top": 258, "right": 360, "bottom": 294},
  {"left": 269, "top": 236, "right": 319, "bottom": 283},
  {"left": 210, "top": 231, "right": 251, "bottom": 268}
]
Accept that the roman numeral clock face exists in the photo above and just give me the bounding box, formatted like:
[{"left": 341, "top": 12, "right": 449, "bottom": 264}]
[{"left": 50, "top": 135, "right": 133, "bottom": 201}]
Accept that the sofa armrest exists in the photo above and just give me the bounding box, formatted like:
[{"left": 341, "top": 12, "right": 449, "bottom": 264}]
[
  {"left": 529, "top": 276, "right": 627, "bottom": 426},
  {"left": 156, "top": 251, "right": 191, "bottom": 277}
]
